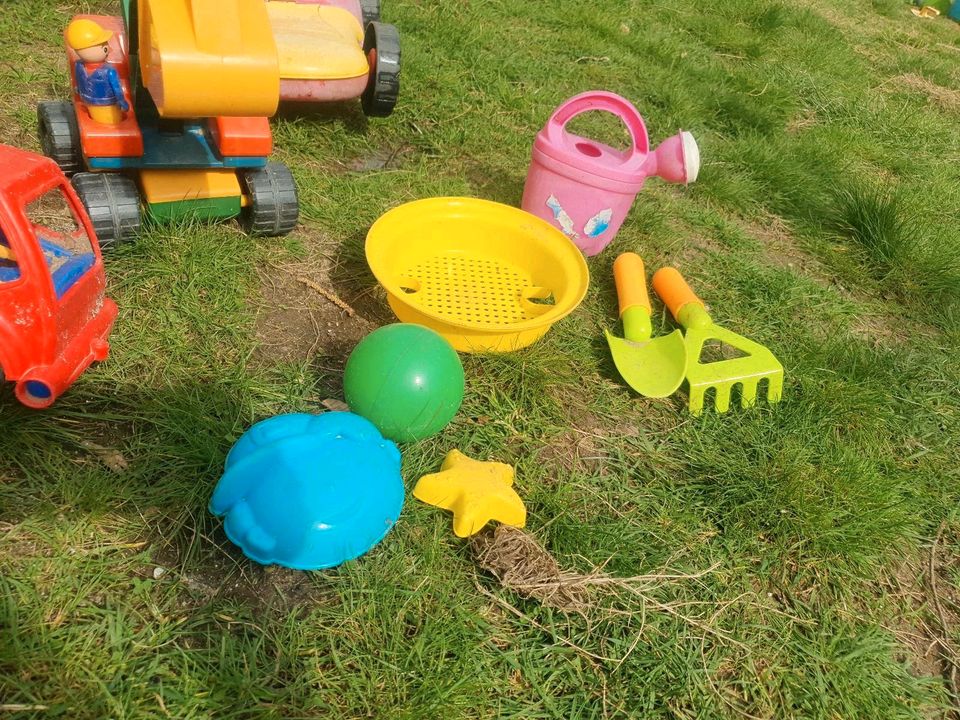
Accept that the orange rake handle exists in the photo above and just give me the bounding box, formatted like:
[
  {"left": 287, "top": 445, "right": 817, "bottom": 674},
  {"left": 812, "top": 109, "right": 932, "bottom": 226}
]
[
  {"left": 652, "top": 267, "right": 705, "bottom": 321},
  {"left": 613, "top": 252, "right": 650, "bottom": 317}
]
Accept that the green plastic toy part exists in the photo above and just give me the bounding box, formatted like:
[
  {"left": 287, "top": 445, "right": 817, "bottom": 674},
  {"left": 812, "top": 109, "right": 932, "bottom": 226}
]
[
  {"left": 651, "top": 267, "right": 784, "bottom": 415},
  {"left": 604, "top": 252, "right": 687, "bottom": 399},
  {"left": 343, "top": 323, "right": 465, "bottom": 442}
]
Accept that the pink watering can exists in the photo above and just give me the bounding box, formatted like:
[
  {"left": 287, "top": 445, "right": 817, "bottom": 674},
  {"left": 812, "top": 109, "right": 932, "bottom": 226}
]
[{"left": 521, "top": 91, "right": 700, "bottom": 256}]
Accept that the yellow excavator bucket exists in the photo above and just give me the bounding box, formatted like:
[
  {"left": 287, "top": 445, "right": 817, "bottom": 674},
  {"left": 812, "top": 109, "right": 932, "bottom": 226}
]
[{"left": 138, "top": 0, "right": 280, "bottom": 118}]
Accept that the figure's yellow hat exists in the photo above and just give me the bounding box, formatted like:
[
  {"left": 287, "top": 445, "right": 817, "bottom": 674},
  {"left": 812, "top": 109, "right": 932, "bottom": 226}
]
[{"left": 66, "top": 19, "right": 113, "bottom": 51}]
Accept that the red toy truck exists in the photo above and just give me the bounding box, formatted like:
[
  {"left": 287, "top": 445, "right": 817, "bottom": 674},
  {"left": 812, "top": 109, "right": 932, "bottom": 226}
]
[{"left": 0, "top": 145, "right": 116, "bottom": 408}]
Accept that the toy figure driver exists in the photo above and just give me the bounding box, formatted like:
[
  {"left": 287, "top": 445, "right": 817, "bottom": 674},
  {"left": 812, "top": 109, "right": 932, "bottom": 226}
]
[{"left": 66, "top": 19, "right": 129, "bottom": 125}]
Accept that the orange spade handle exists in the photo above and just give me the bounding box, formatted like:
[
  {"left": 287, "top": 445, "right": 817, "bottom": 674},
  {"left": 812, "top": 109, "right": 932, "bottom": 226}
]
[
  {"left": 613, "top": 252, "right": 650, "bottom": 317},
  {"left": 652, "top": 266, "right": 704, "bottom": 321}
]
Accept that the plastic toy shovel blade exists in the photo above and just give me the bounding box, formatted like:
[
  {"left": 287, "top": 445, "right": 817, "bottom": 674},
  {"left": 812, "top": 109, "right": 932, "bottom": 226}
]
[{"left": 604, "top": 328, "right": 687, "bottom": 398}]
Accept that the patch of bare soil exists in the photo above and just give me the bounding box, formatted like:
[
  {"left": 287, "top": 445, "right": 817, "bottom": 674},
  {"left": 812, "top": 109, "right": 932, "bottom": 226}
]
[
  {"left": 675, "top": 232, "right": 729, "bottom": 265},
  {"left": 853, "top": 306, "right": 946, "bottom": 347},
  {"left": 0, "top": 515, "right": 320, "bottom": 618},
  {"left": 253, "top": 231, "right": 377, "bottom": 367},
  {"left": 848, "top": 311, "right": 911, "bottom": 346},
  {"left": 925, "top": 524, "right": 960, "bottom": 700},
  {"left": 813, "top": 2, "right": 913, "bottom": 38},
  {"left": 0, "top": 110, "right": 40, "bottom": 151},
  {"left": 892, "top": 73, "right": 960, "bottom": 114},
  {"left": 876, "top": 534, "right": 960, "bottom": 704},
  {"left": 344, "top": 145, "right": 414, "bottom": 173},
  {"left": 786, "top": 108, "right": 818, "bottom": 134},
  {"left": 882, "top": 557, "right": 948, "bottom": 681},
  {"left": 147, "top": 530, "right": 330, "bottom": 613},
  {"left": 533, "top": 388, "right": 620, "bottom": 480},
  {"left": 741, "top": 213, "right": 939, "bottom": 347},
  {"left": 536, "top": 428, "right": 601, "bottom": 476},
  {"left": 538, "top": 380, "right": 686, "bottom": 480},
  {"left": 740, "top": 213, "right": 829, "bottom": 281}
]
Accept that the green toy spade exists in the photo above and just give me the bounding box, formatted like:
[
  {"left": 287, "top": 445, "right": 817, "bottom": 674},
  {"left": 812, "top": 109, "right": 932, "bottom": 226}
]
[
  {"left": 651, "top": 266, "right": 784, "bottom": 414},
  {"left": 604, "top": 253, "right": 687, "bottom": 398}
]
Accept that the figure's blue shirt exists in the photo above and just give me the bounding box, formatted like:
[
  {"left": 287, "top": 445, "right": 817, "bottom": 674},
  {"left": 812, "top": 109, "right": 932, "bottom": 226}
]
[{"left": 74, "top": 61, "right": 129, "bottom": 110}]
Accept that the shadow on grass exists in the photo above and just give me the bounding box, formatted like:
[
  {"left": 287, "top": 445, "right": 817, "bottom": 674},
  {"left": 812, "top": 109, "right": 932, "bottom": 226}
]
[
  {"left": 0, "top": 373, "right": 345, "bottom": 616},
  {"left": 828, "top": 182, "right": 960, "bottom": 328},
  {"left": 275, "top": 99, "right": 370, "bottom": 135},
  {"left": 0, "top": 374, "right": 507, "bottom": 717}
]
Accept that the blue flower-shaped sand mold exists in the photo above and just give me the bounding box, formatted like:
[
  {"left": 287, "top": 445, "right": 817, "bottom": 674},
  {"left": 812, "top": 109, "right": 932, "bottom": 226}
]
[{"left": 209, "top": 412, "right": 404, "bottom": 570}]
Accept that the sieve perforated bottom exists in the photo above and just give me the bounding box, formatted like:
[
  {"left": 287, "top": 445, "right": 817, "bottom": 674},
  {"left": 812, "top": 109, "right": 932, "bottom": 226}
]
[{"left": 400, "top": 254, "right": 542, "bottom": 326}]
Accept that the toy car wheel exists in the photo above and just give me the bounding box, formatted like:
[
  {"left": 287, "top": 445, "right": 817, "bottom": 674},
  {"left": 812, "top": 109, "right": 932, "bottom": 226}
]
[
  {"left": 361, "top": 22, "right": 401, "bottom": 118},
  {"left": 239, "top": 163, "right": 299, "bottom": 236},
  {"left": 37, "top": 101, "right": 82, "bottom": 176},
  {"left": 360, "top": 0, "right": 380, "bottom": 25},
  {"left": 71, "top": 173, "right": 142, "bottom": 250}
]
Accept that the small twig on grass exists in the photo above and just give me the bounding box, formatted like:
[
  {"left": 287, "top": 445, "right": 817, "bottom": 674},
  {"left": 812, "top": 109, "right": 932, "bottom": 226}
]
[
  {"left": 474, "top": 581, "right": 615, "bottom": 665},
  {"left": 614, "top": 580, "right": 749, "bottom": 652},
  {"left": 78, "top": 439, "right": 129, "bottom": 473},
  {"left": 155, "top": 692, "right": 172, "bottom": 718},
  {"left": 0, "top": 705, "right": 50, "bottom": 712},
  {"left": 928, "top": 520, "right": 960, "bottom": 710},
  {"left": 296, "top": 276, "right": 356, "bottom": 316},
  {"left": 473, "top": 526, "right": 752, "bottom": 663}
]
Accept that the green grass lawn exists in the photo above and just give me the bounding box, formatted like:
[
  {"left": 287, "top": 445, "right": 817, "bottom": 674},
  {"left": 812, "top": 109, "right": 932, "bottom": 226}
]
[{"left": 2, "top": 0, "right": 960, "bottom": 717}]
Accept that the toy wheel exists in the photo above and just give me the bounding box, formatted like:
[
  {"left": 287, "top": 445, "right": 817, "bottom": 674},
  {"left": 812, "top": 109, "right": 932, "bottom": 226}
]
[
  {"left": 37, "top": 101, "right": 82, "bottom": 176},
  {"left": 361, "top": 22, "right": 401, "bottom": 118},
  {"left": 360, "top": 0, "right": 380, "bottom": 25},
  {"left": 71, "top": 173, "right": 142, "bottom": 250},
  {"left": 239, "top": 163, "right": 299, "bottom": 236}
]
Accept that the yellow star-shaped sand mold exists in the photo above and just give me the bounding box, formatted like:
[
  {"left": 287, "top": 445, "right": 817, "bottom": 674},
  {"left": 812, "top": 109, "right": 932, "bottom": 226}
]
[{"left": 413, "top": 450, "right": 526, "bottom": 538}]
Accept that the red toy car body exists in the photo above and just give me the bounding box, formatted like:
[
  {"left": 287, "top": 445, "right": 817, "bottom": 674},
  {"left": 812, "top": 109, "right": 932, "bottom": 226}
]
[{"left": 0, "top": 145, "right": 117, "bottom": 408}]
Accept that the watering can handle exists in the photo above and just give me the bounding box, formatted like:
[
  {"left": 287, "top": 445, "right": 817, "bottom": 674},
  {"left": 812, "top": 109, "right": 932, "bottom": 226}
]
[
  {"left": 545, "top": 91, "right": 650, "bottom": 160},
  {"left": 652, "top": 267, "right": 708, "bottom": 327}
]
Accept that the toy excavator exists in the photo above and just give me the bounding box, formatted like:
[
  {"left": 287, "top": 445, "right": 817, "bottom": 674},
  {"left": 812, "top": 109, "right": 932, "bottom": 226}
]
[{"left": 37, "top": 0, "right": 401, "bottom": 248}]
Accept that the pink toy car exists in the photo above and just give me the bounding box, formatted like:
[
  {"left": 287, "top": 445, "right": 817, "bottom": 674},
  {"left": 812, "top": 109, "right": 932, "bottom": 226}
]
[{"left": 267, "top": 0, "right": 400, "bottom": 116}]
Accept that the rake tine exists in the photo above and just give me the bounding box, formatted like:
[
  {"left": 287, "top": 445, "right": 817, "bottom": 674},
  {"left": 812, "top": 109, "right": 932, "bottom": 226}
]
[
  {"left": 713, "top": 384, "right": 732, "bottom": 413},
  {"left": 766, "top": 372, "right": 784, "bottom": 404},
  {"left": 651, "top": 268, "right": 784, "bottom": 414},
  {"left": 688, "top": 386, "right": 705, "bottom": 415}
]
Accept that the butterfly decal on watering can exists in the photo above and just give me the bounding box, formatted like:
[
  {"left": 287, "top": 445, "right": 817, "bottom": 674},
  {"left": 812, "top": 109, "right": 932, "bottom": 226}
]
[{"left": 546, "top": 195, "right": 613, "bottom": 243}]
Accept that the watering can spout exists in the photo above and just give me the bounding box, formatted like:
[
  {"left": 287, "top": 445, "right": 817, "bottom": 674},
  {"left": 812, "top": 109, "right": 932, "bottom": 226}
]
[{"left": 646, "top": 130, "right": 700, "bottom": 185}]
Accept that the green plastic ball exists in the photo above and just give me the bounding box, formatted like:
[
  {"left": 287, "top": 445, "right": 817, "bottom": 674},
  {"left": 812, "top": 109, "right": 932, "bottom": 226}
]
[{"left": 343, "top": 324, "right": 465, "bottom": 442}]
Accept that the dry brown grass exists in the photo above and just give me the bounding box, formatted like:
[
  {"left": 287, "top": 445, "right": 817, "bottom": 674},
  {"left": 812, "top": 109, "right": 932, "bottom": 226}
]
[{"left": 892, "top": 73, "right": 960, "bottom": 114}]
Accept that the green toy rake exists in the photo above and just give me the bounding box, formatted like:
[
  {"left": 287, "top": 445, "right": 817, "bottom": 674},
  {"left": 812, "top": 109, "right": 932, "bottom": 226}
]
[{"left": 652, "top": 267, "right": 784, "bottom": 414}]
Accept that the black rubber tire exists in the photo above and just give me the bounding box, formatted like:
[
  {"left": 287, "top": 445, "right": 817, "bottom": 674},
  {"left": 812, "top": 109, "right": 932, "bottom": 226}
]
[
  {"left": 37, "top": 101, "right": 82, "bottom": 176},
  {"left": 71, "top": 173, "right": 141, "bottom": 250},
  {"left": 360, "top": 0, "right": 380, "bottom": 25},
  {"left": 361, "top": 22, "right": 401, "bottom": 118},
  {"left": 239, "top": 163, "right": 299, "bottom": 236}
]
